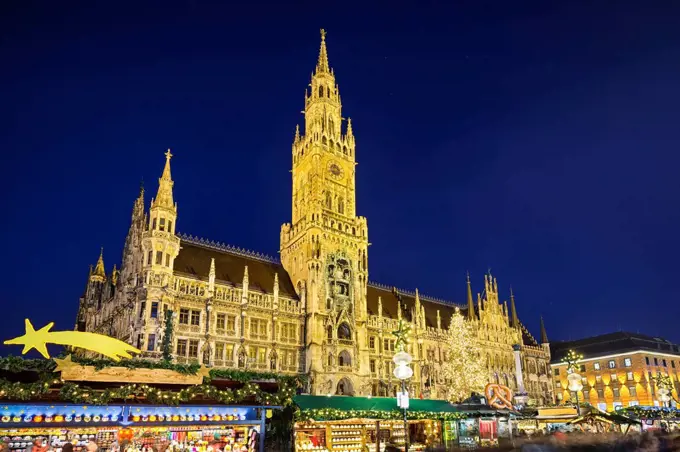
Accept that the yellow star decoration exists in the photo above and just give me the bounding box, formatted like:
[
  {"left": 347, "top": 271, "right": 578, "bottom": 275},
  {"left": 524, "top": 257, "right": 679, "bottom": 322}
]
[
  {"left": 4, "top": 319, "right": 140, "bottom": 361},
  {"left": 391, "top": 319, "right": 411, "bottom": 351}
]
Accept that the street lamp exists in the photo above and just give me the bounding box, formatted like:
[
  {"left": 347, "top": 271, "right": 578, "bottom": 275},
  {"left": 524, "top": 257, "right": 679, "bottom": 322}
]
[
  {"left": 392, "top": 320, "right": 413, "bottom": 452},
  {"left": 567, "top": 372, "right": 583, "bottom": 415}
]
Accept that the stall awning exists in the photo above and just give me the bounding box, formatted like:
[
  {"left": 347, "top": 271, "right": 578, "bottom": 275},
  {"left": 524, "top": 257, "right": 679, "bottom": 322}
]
[{"left": 294, "top": 395, "right": 508, "bottom": 416}]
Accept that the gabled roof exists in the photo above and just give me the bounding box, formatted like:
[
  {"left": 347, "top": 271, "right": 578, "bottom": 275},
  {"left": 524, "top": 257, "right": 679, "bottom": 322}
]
[
  {"left": 550, "top": 332, "right": 680, "bottom": 364},
  {"left": 174, "top": 234, "right": 298, "bottom": 299}
]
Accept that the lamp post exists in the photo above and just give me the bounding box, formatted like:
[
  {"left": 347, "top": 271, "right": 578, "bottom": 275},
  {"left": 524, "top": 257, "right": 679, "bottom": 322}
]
[
  {"left": 392, "top": 320, "right": 413, "bottom": 452},
  {"left": 567, "top": 372, "right": 583, "bottom": 416},
  {"left": 561, "top": 350, "right": 584, "bottom": 415}
]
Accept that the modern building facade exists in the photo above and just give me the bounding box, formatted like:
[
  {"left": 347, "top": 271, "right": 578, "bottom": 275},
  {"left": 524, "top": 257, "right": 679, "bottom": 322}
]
[
  {"left": 76, "top": 30, "right": 553, "bottom": 405},
  {"left": 551, "top": 332, "right": 680, "bottom": 411}
]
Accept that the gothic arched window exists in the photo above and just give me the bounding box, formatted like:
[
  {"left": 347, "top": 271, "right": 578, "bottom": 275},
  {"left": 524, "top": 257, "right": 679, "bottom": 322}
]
[
  {"left": 338, "top": 323, "right": 351, "bottom": 340},
  {"left": 319, "top": 85, "right": 324, "bottom": 97},
  {"left": 327, "top": 325, "right": 333, "bottom": 340},
  {"left": 338, "top": 197, "right": 345, "bottom": 215},
  {"left": 325, "top": 192, "right": 332, "bottom": 209},
  {"left": 338, "top": 350, "right": 352, "bottom": 367}
]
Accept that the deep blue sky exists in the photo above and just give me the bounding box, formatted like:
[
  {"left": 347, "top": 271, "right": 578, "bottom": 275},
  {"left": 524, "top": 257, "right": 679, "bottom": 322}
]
[{"left": 1, "top": 0, "right": 679, "bottom": 352}]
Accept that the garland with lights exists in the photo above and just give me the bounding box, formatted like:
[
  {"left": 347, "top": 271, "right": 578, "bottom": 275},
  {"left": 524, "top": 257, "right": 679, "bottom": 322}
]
[
  {"left": 0, "top": 356, "right": 305, "bottom": 406},
  {"left": 620, "top": 406, "right": 680, "bottom": 421},
  {"left": 161, "top": 309, "right": 174, "bottom": 362},
  {"left": 296, "top": 408, "right": 466, "bottom": 422}
]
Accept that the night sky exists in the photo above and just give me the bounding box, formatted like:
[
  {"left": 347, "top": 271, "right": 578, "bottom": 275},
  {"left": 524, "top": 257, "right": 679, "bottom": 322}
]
[{"left": 2, "top": 1, "right": 680, "bottom": 354}]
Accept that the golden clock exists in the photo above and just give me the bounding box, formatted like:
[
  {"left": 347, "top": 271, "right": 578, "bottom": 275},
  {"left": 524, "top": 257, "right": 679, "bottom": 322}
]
[{"left": 328, "top": 161, "right": 344, "bottom": 180}]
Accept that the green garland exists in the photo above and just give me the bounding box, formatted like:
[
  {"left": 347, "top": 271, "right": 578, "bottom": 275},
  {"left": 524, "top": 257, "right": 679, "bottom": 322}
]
[
  {"left": 0, "top": 356, "right": 305, "bottom": 407},
  {"left": 620, "top": 406, "right": 680, "bottom": 420},
  {"left": 162, "top": 309, "right": 174, "bottom": 362},
  {"left": 296, "top": 408, "right": 465, "bottom": 422},
  {"left": 59, "top": 380, "right": 297, "bottom": 406}
]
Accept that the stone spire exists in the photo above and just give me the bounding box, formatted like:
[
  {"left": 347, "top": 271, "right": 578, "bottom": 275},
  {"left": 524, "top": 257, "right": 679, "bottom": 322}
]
[
  {"left": 111, "top": 264, "right": 119, "bottom": 286},
  {"left": 208, "top": 258, "right": 216, "bottom": 294},
  {"left": 151, "top": 149, "right": 176, "bottom": 211},
  {"left": 540, "top": 316, "right": 549, "bottom": 344},
  {"left": 510, "top": 287, "right": 519, "bottom": 328},
  {"left": 92, "top": 247, "right": 106, "bottom": 280},
  {"left": 466, "top": 272, "right": 475, "bottom": 320},
  {"left": 316, "top": 29, "right": 330, "bottom": 74}
]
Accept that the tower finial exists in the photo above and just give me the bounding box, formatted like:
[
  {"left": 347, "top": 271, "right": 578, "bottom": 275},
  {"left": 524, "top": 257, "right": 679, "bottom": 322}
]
[
  {"left": 93, "top": 247, "right": 106, "bottom": 279},
  {"left": 152, "top": 149, "right": 176, "bottom": 210},
  {"left": 510, "top": 287, "right": 519, "bottom": 328},
  {"left": 466, "top": 272, "right": 475, "bottom": 320},
  {"left": 316, "top": 29, "right": 330, "bottom": 73},
  {"left": 540, "top": 315, "right": 549, "bottom": 344}
]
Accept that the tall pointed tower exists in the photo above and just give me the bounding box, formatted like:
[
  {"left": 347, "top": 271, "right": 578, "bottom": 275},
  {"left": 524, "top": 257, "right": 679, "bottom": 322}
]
[
  {"left": 139, "top": 150, "right": 181, "bottom": 352},
  {"left": 280, "top": 30, "right": 369, "bottom": 393}
]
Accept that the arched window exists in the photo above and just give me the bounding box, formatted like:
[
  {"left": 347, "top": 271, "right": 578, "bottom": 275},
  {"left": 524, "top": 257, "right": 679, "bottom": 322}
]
[
  {"left": 338, "top": 350, "right": 352, "bottom": 367},
  {"left": 319, "top": 85, "right": 324, "bottom": 97},
  {"left": 325, "top": 192, "right": 332, "bottom": 209},
  {"left": 329, "top": 118, "right": 334, "bottom": 135},
  {"left": 338, "top": 197, "right": 344, "bottom": 215},
  {"left": 338, "top": 323, "right": 351, "bottom": 341},
  {"left": 327, "top": 325, "right": 333, "bottom": 340},
  {"left": 327, "top": 353, "right": 334, "bottom": 367}
]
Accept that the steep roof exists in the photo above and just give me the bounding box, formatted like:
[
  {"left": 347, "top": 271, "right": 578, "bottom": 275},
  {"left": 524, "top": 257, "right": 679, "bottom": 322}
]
[
  {"left": 366, "top": 282, "right": 463, "bottom": 329},
  {"left": 550, "top": 332, "right": 680, "bottom": 364},
  {"left": 173, "top": 234, "right": 541, "bottom": 345},
  {"left": 174, "top": 234, "right": 298, "bottom": 299}
]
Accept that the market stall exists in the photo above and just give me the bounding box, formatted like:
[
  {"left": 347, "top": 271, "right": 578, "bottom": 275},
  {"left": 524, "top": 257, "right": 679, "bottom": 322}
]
[
  {"left": 293, "top": 395, "right": 515, "bottom": 451},
  {"left": 0, "top": 404, "right": 269, "bottom": 452},
  {"left": 567, "top": 410, "right": 640, "bottom": 434}
]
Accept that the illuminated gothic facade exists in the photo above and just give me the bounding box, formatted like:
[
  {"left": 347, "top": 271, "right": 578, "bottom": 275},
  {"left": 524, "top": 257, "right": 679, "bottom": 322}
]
[{"left": 76, "top": 31, "right": 553, "bottom": 405}]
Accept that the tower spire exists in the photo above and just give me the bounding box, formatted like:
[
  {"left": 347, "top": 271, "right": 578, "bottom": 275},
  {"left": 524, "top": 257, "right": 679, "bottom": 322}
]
[
  {"left": 316, "top": 29, "right": 330, "bottom": 73},
  {"left": 152, "top": 149, "right": 175, "bottom": 210},
  {"left": 510, "top": 287, "right": 519, "bottom": 328},
  {"left": 93, "top": 247, "right": 106, "bottom": 279},
  {"left": 466, "top": 272, "right": 475, "bottom": 320},
  {"left": 540, "top": 316, "right": 549, "bottom": 344}
]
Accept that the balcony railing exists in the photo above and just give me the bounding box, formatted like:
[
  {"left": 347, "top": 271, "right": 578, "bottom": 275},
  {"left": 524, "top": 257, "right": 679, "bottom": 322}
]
[{"left": 338, "top": 339, "right": 354, "bottom": 346}]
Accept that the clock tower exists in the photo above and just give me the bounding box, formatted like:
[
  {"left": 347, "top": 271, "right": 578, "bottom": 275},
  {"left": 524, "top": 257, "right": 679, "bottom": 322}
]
[{"left": 280, "top": 30, "right": 369, "bottom": 394}]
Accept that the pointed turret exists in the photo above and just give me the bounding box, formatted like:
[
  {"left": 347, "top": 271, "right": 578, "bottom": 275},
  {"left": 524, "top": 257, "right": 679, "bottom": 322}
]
[
  {"left": 111, "top": 264, "right": 119, "bottom": 286},
  {"left": 510, "top": 287, "right": 519, "bottom": 328},
  {"left": 316, "top": 29, "right": 330, "bottom": 74},
  {"left": 208, "top": 258, "right": 216, "bottom": 294},
  {"left": 294, "top": 124, "right": 300, "bottom": 143},
  {"left": 466, "top": 272, "right": 475, "bottom": 320},
  {"left": 92, "top": 247, "right": 106, "bottom": 280},
  {"left": 151, "top": 149, "right": 176, "bottom": 211},
  {"left": 540, "top": 316, "right": 549, "bottom": 344}
]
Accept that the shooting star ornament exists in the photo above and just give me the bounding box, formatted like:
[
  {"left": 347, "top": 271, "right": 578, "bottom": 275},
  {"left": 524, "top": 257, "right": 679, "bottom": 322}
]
[{"left": 4, "top": 319, "right": 140, "bottom": 361}]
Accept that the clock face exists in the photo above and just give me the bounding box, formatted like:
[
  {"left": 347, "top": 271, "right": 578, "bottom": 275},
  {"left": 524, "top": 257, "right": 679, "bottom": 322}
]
[{"left": 328, "top": 162, "right": 343, "bottom": 179}]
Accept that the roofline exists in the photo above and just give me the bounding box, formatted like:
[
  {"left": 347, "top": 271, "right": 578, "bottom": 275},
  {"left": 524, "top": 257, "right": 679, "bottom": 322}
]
[
  {"left": 178, "top": 232, "right": 279, "bottom": 264},
  {"left": 551, "top": 331, "right": 677, "bottom": 346},
  {"left": 368, "top": 281, "right": 463, "bottom": 308},
  {"left": 551, "top": 349, "right": 680, "bottom": 365},
  {"left": 178, "top": 233, "right": 466, "bottom": 310}
]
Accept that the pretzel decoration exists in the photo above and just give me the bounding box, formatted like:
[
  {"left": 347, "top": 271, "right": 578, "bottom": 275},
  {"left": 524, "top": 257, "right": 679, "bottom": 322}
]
[{"left": 485, "top": 383, "right": 514, "bottom": 410}]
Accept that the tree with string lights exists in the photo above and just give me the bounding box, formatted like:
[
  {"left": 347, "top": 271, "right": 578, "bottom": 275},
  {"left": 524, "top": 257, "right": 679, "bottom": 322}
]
[{"left": 441, "top": 307, "right": 488, "bottom": 403}]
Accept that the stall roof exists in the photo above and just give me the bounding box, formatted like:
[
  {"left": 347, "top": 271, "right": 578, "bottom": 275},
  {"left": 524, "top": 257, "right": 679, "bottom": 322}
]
[{"left": 294, "top": 395, "right": 506, "bottom": 415}]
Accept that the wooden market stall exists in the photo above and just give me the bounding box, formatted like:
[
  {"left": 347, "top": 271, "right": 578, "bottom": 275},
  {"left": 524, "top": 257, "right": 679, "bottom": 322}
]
[
  {"left": 293, "top": 395, "right": 515, "bottom": 451},
  {"left": 0, "top": 356, "right": 301, "bottom": 452},
  {"left": 566, "top": 410, "right": 640, "bottom": 434}
]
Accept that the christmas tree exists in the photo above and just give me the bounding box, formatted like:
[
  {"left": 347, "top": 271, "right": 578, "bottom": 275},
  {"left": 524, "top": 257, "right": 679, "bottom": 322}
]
[{"left": 442, "top": 307, "right": 488, "bottom": 403}]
